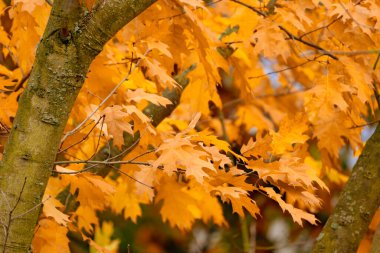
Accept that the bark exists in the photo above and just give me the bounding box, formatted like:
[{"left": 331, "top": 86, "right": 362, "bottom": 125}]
[
  {"left": 312, "top": 126, "right": 380, "bottom": 253},
  {"left": 0, "top": 0, "right": 156, "bottom": 252}
]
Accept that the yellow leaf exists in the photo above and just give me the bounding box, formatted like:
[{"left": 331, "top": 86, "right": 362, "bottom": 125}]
[
  {"left": 126, "top": 88, "right": 172, "bottom": 107},
  {"left": 270, "top": 114, "right": 309, "bottom": 155},
  {"left": 191, "top": 129, "right": 246, "bottom": 161},
  {"left": 241, "top": 134, "right": 272, "bottom": 160},
  {"left": 201, "top": 145, "right": 232, "bottom": 168},
  {"left": 42, "top": 197, "right": 70, "bottom": 226},
  {"left": 156, "top": 176, "right": 200, "bottom": 230},
  {"left": 101, "top": 105, "right": 134, "bottom": 147},
  {"left": 153, "top": 133, "right": 215, "bottom": 182},
  {"left": 121, "top": 69, "right": 157, "bottom": 93},
  {"left": 145, "top": 40, "right": 173, "bottom": 58},
  {"left": 143, "top": 57, "right": 178, "bottom": 88},
  {"left": 251, "top": 18, "right": 290, "bottom": 60},
  {"left": 211, "top": 186, "right": 259, "bottom": 218},
  {"left": 181, "top": 79, "right": 222, "bottom": 115},
  {"left": 91, "top": 222, "right": 120, "bottom": 253},
  {"left": 110, "top": 179, "right": 149, "bottom": 222},
  {"left": 32, "top": 218, "right": 70, "bottom": 253},
  {"left": 260, "top": 187, "right": 318, "bottom": 226},
  {"left": 156, "top": 176, "right": 225, "bottom": 229},
  {"left": 75, "top": 205, "right": 99, "bottom": 232}
]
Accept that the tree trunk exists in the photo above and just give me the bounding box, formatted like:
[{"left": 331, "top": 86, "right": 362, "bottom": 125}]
[
  {"left": 312, "top": 126, "right": 380, "bottom": 252},
  {"left": 0, "top": 0, "right": 155, "bottom": 252}
]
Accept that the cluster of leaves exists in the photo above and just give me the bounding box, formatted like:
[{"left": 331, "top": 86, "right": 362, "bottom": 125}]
[{"left": 1, "top": 0, "right": 380, "bottom": 251}]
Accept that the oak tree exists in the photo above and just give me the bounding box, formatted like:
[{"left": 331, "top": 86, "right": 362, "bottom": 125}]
[{"left": 0, "top": 0, "right": 379, "bottom": 252}]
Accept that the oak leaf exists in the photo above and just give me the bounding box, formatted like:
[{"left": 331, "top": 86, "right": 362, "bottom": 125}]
[{"left": 260, "top": 187, "right": 318, "bottom": 226}]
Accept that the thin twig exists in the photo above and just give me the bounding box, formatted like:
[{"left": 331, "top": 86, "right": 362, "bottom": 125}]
[
  {"left": 58, "top": 115, "right": 104, "bottom": 154},
  {"left": 230, "top": 0, "right": 267, "bottom": 17},
  {"left": 87, "top": 115, "right": 106, "bottom": 161},
  {"left": 338, "top": 1, "right": 380, "bottom": 32},
  {"left": 2, "top": 178, "right": 27, "bottom": 253},
  {"left": 317, "top": 49, "right": 380, "bottom": 56},
  {"left": 299, "top": 17, "right": 342, "bottom": 39},
  {"left": 12, "top": 196, "right": 51, "bottom": 221},
  {"left": 9, "top": 178, "right": 27, "bottom": 214},
  {"left": 0, "top": 122, "right": 10, "bottom": 134},
  {"left": 372, "top": 53, "right": 380, "bottom": 110},
  {"left": 278, "top": 26, "right": 338, "bottom": 60},
  {"left": 230, "top": 0, "right": 338, "bottom": 60},
  {"left": 248, "top": 55, "right": 326, "bottom": 79},
  {"left": 13, "top": 71, "right": 31, "bottom": 92},
  {"left": 54, "top": 161, "right": 154, "bottom": 188},
  {"left": 222, "top": 88, "right": 310, "bottom": 110},
  {"left": 127, "top": 149, "right": 156, "bottom": 163},
  {"left": 108, "top": 137, "right": 141, "bottom": 161},
  {"left": 255, "top": 88, "right": 309, "bottom": 99},
  {"left": 349, "top": 119, "right": 380, "bottom": 129},
  {"left": 56, "top": 164, "right": 100, "bottom": 175},
  {"left": 373, "top": 53, "right": 380, "bottom": 70},
  {"left": 108, "top": 164, "right": 154, "bottom": 189},
  {"left": 54, "top": 159, "right": 153, "bottom": 167}
]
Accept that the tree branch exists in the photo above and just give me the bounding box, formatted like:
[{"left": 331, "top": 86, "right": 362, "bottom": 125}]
[
  {"left": 76, "top": 0, "right": 157, "bottom": 58},
  {"left": 312, "top": 126, "right": 380, "bottom": 252},
  {"left": 230, "top": 0, "right": 267, "bottom": 17},
  {"left": 278, "top": 26, "right": 338, "bottom": 60}
]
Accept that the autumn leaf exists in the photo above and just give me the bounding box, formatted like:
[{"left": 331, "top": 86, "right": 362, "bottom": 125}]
[
  {"left": 156, "top": 176, "right": 225, "bottom": 229},
  {"left": 91, "top": 222, "right": 120, "bottom": 253},
  {"left": 126, "top": 88, "right": 172, "bottom": 107},
  {"left": 110, "top": 179, "right": 149, "bottom": 222},
  {"left": 156, "top": 176, "right": 202, "bottom": 230},
  {"left": 142, "top": 57, "right": 178, "bottom": 88},
  {"left": 251, "top": 19, "right": 290, "bottom": 60},
  {"left": 32, "top": 218, "right": 70, "bottom": 253},
  {"left": 14, "top": 0, "right": 46, "bottom": 13},
  {"left": 211, "top": 185, "right": 259, "bottom": 218},
  {"left": 260, "top": 187, "right": 318, "bottom": 226},
  {"left": 153, "top": 133, "right": 215, "bottom": 182},
  {"left": 241, "top": 134, "right": 272, "bottom": 160},
  {"left": 270, "top": 114, "right": 309, "bottom": 155},
  {"left": 101, "top": 105, "right": 134, "bottom": 147},
  {"left": 191, "top": 129, "right": 246, "bottom": 161},
  {"left": 42, "top": 197, "right": 70, "bottom": 226}
]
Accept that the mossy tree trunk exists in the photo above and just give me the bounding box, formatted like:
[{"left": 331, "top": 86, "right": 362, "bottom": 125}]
[
  {"left": 0, "top": 0, "right": 156, "bottom": 252},
  {"left": 312, "top": 126, "right": 380, "bottom": 252}
]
